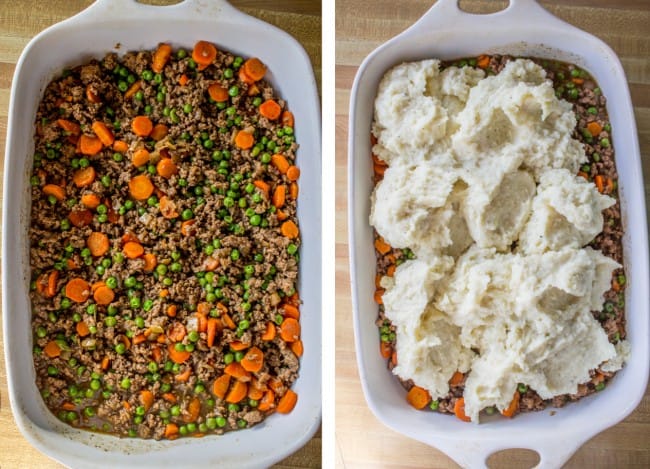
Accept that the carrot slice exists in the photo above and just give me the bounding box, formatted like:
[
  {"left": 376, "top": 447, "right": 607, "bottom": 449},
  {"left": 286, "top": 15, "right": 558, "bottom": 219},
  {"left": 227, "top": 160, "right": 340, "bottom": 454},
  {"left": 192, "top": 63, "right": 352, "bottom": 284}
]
[
  {"left": 276, "top": 389, "right": 298, "bottom": 414},
  {"left": 132, "top": 148, "right": 150, "bottom": 167},
  {"left": 152, "top": 43, "right": 173, "bottom": 73},
  {"left": 131, "top": 116, "right": 153, "bottom": 137},
  {"left": 449, "top": 371, "right": 464, "bottom": 386},
  {"left": 167, "top": 344, "right": 191, "bottom": 364},
  {"left": 43, "top": 340, "right": 62, "bottom": 358},
  {"left": 289, "top": 182, "right": 299, "bottom": 200},
  {"left": 258, "top": 389, "right": 275, "bottom": 411},
  {"left": 36, "top": 271, "right": 59, "bottom": 298},
  {"left": 167, "top": 322, "right": 187, "bottom": 342},
  {"left": 178, "top": 74, "right": 189, "bottom": 86},
  {"left": 124, "top": 80, "right": 142, "bottom": 100},
  {"left": 80, "top": 193, "right": 101, "bottom": 209},
  {"left": 454, "top": 397, "right": 471, "bottom": 422},
  {"left": 280, "top": 220, "right": 299, "bottom": 239},
  {"left": 180, "top": 219, "right": 196, "bottom": 236},
  {"left": 159, "top": 195, "right": 179, "bottom": 219},
  {"left": 380, "top": 341, "right": 392, "bottom": 359},
  {"left": 94, "top": 285, "right": 115, "bottom": 305},
  {"left": 259, "top": 99, "right": 281, "bottom": 120},
  {"left": 225, "top": 362, "right": 252, "bottom": 382},
  {"left": 253, "top": 180, "right": 270, "bottom": 197},
  {"left": 286, "top": 165, "right": 300, "bottom": 182},
  {"left": 92, "top": 121, "right": 115, "bottom": 146},
  {"left": 270, "top": 153, "right": 290, "bottom": 174},
  {"left": 234, "top": 130, "right": 255, "bottom": 150},
  {"left": 150, "top": 123, "right": 168, "bottom": 141},
  {"left": 76, "top": 321, "right": 90, "bottom": 337},
  {"left": 69, "top": 209, "right": 93, "bottom": 227},
  {"left": 283, "top": 304, "right": 300, "bottom": 319},
  {"left": 212, "top": 374, "right": 231, "bottom": 399},
  {"left": 406, "top": 385, "right": 431, "bottom": 410},
  {"left": 225, "top": 380, "right": 248, "bottom": 404},
  {"left": 79, "top": 134, "right": 103, "bottom": 155},
  {"left": 238, "top": 66, "right": 255, "bottom": 85},
  {"left": 374, "top": 237, "right": 391, "bottom": 255},
  {"left": 587, "top": 121, "right": 603, "bottom": 137},
  {"left": 42, "top": 184, "right": 66, "bottom": 201},
  {"left": 208, "top": 83, "right": 229, "bottom": 102},
  {"left": 280, "top": 317, "right": 300, "bottom": 343},
  {"left": 290, "top": 339, "right": 304, "bottom": 357},
  {"left": 281, "top": 111, "right": 294, "bottom": 128},
  {"left": 129, "top": 174, "right": 154, "bottom": 200},
  {"left": 65, "top": 278, "right": 91, "bottom": 303},
  {"left": 123, "top": 241, "right": 144, "bottom": 259},
  {"left": 501, "top": 391, "right": 521, "bottom": 418},
  {"left": 140, "top": 390, "right": 154, "bottom": 411},
  {"left": 184, "top": 396, "right": 201, "bottom": 422},
  {"left": 272, "top": 185, "right": 286, "bottom": 208},
  {"left": 477, "top": 55, "right": 490, "bottom": 69},
  {"left": 229, "top": 340, "right": 250, "bottom": 351},
  {"left": 156, "top": 158, "right": 178, "bottom": 178},
  {"left": 113, "top": 140, "right": 129, "bottom": 153},
  {"left": 261, "top": 321, "right": 276, "bottom": 341},
  {"left": 73, "top": 166, "right": 96, "bottom": 188},
  {"left": 175, "top": 368, "right": 192, "bottom": 382},
  {"left": 142, "top": 253, "right": 157, "bottom": 272},
  {"left": 240, "top": 346, "right": 264, "bottom": 373},
  {"left": 86, "top": 232, "right": 109, "bottom": 257},
  {"left": 164, "top": 423, "right": 179, "bottom": 439},
  {"left": 242, "top": 58, "right": 267, "bottom": 81},
  {"left": 192, "top": 40, "right": 217, "bottom": 67},
  {"left": 207, "top": 318, "right": 219, "bottom": 347},
  {"left": 57, "top": 119, "right": 81, "bottom": 135}
]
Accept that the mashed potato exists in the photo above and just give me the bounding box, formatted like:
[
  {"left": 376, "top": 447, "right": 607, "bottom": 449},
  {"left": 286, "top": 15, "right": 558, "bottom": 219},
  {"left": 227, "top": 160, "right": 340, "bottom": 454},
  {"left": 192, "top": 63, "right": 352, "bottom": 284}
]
[{"left": 371, "top": 59, "right": 627, "bottom": 422}]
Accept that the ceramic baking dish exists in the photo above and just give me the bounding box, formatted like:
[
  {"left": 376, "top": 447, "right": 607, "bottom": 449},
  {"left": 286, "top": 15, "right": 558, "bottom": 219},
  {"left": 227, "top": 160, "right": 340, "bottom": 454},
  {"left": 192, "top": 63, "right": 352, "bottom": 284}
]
[
  {"left": 348, "top": 0, "right": 648, "bottom": 467},
  {"left": 2, "top": 0, "right": 321, "bottom": 467}
]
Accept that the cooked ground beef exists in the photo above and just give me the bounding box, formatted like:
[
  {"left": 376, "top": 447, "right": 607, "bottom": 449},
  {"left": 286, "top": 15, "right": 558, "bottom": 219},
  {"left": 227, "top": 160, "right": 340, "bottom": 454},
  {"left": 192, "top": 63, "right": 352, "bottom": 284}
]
[
  {"left": 372, "top": 55, "right": 626, "bottom": 419},
  {"left": 30, "top": 41, "right": 303, "bottom": 439}
]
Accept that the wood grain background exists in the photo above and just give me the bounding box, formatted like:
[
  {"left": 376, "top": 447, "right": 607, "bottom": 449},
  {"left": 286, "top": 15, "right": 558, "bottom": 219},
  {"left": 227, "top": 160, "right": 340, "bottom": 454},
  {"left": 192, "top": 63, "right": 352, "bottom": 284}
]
[
  {"left": 335, "top": 1, "right": 650, "bottom": 468},
  {"left": 0, "top": 1, "right": 320, "bottom": 468}
]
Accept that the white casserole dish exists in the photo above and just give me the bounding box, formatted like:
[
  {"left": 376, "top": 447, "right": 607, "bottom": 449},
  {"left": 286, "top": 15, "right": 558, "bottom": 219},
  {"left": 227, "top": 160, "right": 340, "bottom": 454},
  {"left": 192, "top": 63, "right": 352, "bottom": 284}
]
[
  {"left": 347, "top": 0, "right": 649, "bottom": 467},
  {"left": 2, "top": 0, "right": 321, "bottom": 467}
]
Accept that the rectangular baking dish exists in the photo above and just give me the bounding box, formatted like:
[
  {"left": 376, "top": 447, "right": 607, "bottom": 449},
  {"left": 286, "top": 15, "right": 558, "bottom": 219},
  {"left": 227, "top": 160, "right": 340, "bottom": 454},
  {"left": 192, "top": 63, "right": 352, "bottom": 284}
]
[
  {"left": 347, "top": 0, "right": 648, "bottom": 467},
  {"left": 2, "top": 0, "right": 321, "bottom": 467}
]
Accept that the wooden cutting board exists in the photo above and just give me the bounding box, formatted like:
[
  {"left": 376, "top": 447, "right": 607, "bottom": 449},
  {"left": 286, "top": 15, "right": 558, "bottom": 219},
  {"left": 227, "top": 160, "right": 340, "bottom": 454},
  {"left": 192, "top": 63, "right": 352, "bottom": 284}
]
[
  {"left": 336, "top": 1, "right": 650, "bottom": 468},
  {"left": 0, "top": 1, "right": 320, "bottom": 468}
]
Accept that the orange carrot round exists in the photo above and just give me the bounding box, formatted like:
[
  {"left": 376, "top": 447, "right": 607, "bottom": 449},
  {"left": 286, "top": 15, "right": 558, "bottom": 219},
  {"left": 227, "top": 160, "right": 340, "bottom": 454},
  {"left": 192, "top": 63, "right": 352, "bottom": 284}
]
[
  {"left": 454, "top": 397, "right": 472, "bottom": 422},
  {"left": 240, "top": 346, "right": 264, "bottom": 373},
  {"left": 69, "top": 209, "right": 93, "bottom": 227},
  {"left": 159, "top": 195, "right": 179, "bottom": 219},
  {"left": 80, "top": 193, "right": 101, "bottom": 209},
  {"left": 192, "top": 41, "right": 217, "bottom": 67},
  {"left": 123, "top": 241, "right": 144, "bottom": 259},
  {"left": 42, "top": 184, "right": 65, "bottom": 201},
  {"left": 207, "top": 318, "right": 219, "bottom": 347},
  {"left": 212, "top": 374, "right": 231, "bottom": 399},
  {"left": 242, "top": 58, "right": 267, "bottom": 81},
  {"left": 140, "top": 390, "right": 154, "bottom": 411},
  {"left": 282, "top": 304, "right": 300, "bottom": 319},
  {"left": 43, "top": 340, "right": 62, "bottom": 358},
  {"left": 113, "top": 139, "right": 129, "bottom": 153},
  {"left": 281, "top": 111, "right": 294, "bottom": 128},
  {"left": 93, "top": 285, "right": 115, "bottom": 305},
  {"left": 92, "top": 121, "right": 115, "bottom": 146},
  {"left": 286, "top": 165, "right": 300, "bottom": 181},
  {"left": 132, "top": 148, "right": 150, "bottom": 167},
  {"left": 208, "top": 83, "right": 229, "bottom": 102},
  {"left": 167, "top": 344, "right": 190, "bottom": 364},
  {"left": 234, "top": 130, "right": 255, "bottom": 150},
  {"left": 73, "top": 166, "right": 96, "bottom": 188},
  {"left": 150, "top": 123, "right": 169, "bottom": 141},
  {"left": 87, "top": 232, "right": 109, "bottom": 257},
  {"left": 128, "top": 174, "right": 154, "bottom": 200},
  {"left": 79, "top": 134, "right": 103, "bottom": 155},
  {"left": 238, "top": 67, "right": 255, "bottom": 85},
  {"left": 258, "top": 389, "right": 275, "bottom": 411},
  {"left": 280, "top": 220, "right": 299, "bottom": 239},
  {"left": 261, "top": 321, "right": 276, "bottom": 341},
  {"left": 272, "top": 184, "right": 286, "bottom": 208},
  {"left": 65, "top": 278, "right": 91, "bottom": 303},
  {"left": 156, "top": 158, "right": 178, "bottom": 178},
  {"left": 276, "top": 389, "right": 298, "bottom": 414},
  {"left": 131, "top": 116, "right": 153, "bottom": 137},
  {"left": 259, "top": 99, "right": 281, "bottom": 120},
  {"left": 224, "top": 362, "right": 252, "bottom": 382},
  {"left": 290, "top": 339, "right": 304, "bottom": 357},
  {"left": 270, "top": 153, "right": 290, "bottom": 174},
  {"left": 280, "top": 317, "right": 300, "bottom": 342},
  {"left": 407, "top": 385, "right": 431, "bottom": 410},
  {"left": 501, "top": 391, "right": 521, "bottom": 418},
  {"left": 152, "top": 43, "right": 172, "bottom": 73},
  {"left": 289, "top": 182, "right": 299, "bottom": 200},
  {"left": 143, "top": 253, "right": 157, "bottom": 271},
  {"left": 57, "top": 119, "right": 81, "bottom": 135},
  {"left": 225, "top": 380, "right": 248, "bottom": 404}
]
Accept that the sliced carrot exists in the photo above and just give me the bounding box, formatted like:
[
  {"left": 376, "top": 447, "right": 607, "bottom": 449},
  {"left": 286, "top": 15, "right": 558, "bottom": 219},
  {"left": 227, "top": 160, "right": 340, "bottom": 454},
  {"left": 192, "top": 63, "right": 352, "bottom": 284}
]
[
  {"left": 138, "top": 389, "right": 154, "bottom": 412},
  {"left": 225, "top": 380, "right": 248, "bottom": 404},
  {"left": 501, "top": 391, "right": 521, "bottom": 418},
  {"left": 380, "top": 341, "right": 392, "bottom": 359},
  {"left": 238, "top": 66, "right": 255, "bottom": 85},
  {"left": 57, "top": 119, "right": 81, "bottom": 135},
  {"left": 101, "top": 356, "right": 111, "bottom": 370},
  {"left": 69, "top": 209, "right": 93, "bottom": 227},
  {"left": 76, "top": 321, "right": 90, "bottom": 338},
  {"left": 121, "top": 232, "right": 140, "bottom": 244},
  {"left": 283, "top": 304, "right": 300, "bottom": 319},
  {"left": 261, "top": 321, "right": 276, "bottom": 341},
  {"left": 43, "top": 340, "right": 61, "bottom": 358},
  {"left": 213, "top": 374, "right": 231, "bottom": 399},
  {"left": 132, "top": 148, "right": 150, "bottom": 167},
  {"left": 281, "top": 110, "right": 294, "bottom": 128},
  {"left": 94, "top": 286, "right": 115, "bottom": 305},
  {"left": 159, "top": 289, "right": 169, "bottom": 298},
  {"left": 79, "top": 134, "right": 103, "bottom": 156},
  {"left": 158, "top": 195, "right": 179, "bottom": 219},
  {"left": 167, "top": 344, "right": 191, "bottom": 364},
  {"left": 162, "top": 392, "right": 177, "bottom": 403},
  {"left": 386, "top": 264, "right": 396, "bottom": 277},
  {"left": 92, "top": 121, "right": 114, "bottom": 146},
  {"left": 253, "top": 180, "right": 270, "bottom": 197},
  {"left": 175, "top": 368, "right": 191, "bottom": 382},
  {"left": 207, "top": 318, "right": 219, "bottom": 347},
  {"left": 156, "top": 158, "right": 178, "bottom": 178},
  {"left": 259, "top": 99, "right": 281, "bottom": 120},
  {"left": 192, "top": 41, "right": 218, "bottom": 68},
  {"left": 150, "top": 123, "right": 169, "bottom": 141},
  {"left": 454, "top": 397, "right": 471, "bottom": 422},
  {"left": 234, "top": 130, "right": 255, "bottom": 150},
  {"left": 143, "top": 253, "right": 157, "bottom": 272},
  {"left": 87, "top": 231, "right": 109, "bottom": 257},
  {"left": 286, "top": 165, "right": 300, "bottom": 181},
  {"left": 449, "top": 371, "right": 464, "bottom": 386},
  {"left": 289, "top": 182, "right": 299, "bottom": 200},
  {"left": 167, "top": 322, "right": 186, "bottom": 342},
  {"left": 164, "top": 423, "right": 179, "bottom": 439},
  {"left": 276, "top": 209, "right": 288, "bottom": 221},
  {"left": 247, "top": 83, "right": 260, "bottom": 96},
  {"left": 124, "top": 80, "right": 142, "bottom": 100},
  {"left": 229, "top": 340, "right": 250, "bottom": 351},
  {"left": 113, "top": 140, "right": 129, "bottom": 153},
  {"left": 587, "top": 121, "right": 602, "bottom": 137},
  {"left": 61, "top": 402, "right": 76, "bottom": 411},
  {"left": 152, "top": 43, "right": 173, "bottom": 73},
  {"left": 129, "top": 174, "right": 154, "bottom": 200},
  {"left": 123, "top": 241, "right": 144, "bottom": 259},
  {"left": 272, "top": 184, "right": 286, "bottom": 208},
  {"left": 241, "top": 346, "right": 264, "bottom": 373},
  {"left": 132, "top": 333, "right": 146, "bottom": 345},
  {"left": 221, "top": 312, "right": 236, "bottom": 330},
  {"left": 208, "top": 83, "right": 229, "bottom": 102},
  {"left": 81, "top": 193, "right": 101, "bottom": 209},
  {"left": 242, "top": 57, "right": 267, "bottom": 81},
  {"left": 248, "top": 380, "right": 266, "bottom": 400},
  {"left": 185, "top": 396, "right": 201, "bottom": 422},
  {"left": 178, "top": 74, "right": 189, "bottom": 86},
  {"left": 73, "top": 166, "right": 96, "bottom": 187},
  {"left": 181, "top": 219, "right": 196, "bottom": 236},
  {"left": 594, "top": 174, "right": 605, "bottom": 193},
  {"left": 374, "top": 237, "right": 391, "bottom": 255},
  {"left": 477, "top": 55, "right": 490, "bottom": 69},
  {"left": 280, "top": 317, "right": 300, "bottom": 343},
  {"left": 166, "top": 305, "right": 178, "bottom": 318},
  {"left": 290, "top": 339, "right": 304, "bottom": 357},
  {"left": 258, "top": 389, "right": 275, "bottom": 411},
  {"left": 131, "top": 116, "right": 153, "bottom": 137},
  {"left": 280, "top": 220, "right": 299, "bottom": 239},
  {"left": 270, "top": 153, "right": 290, "bottom": 174},
  {"left": 374, "top": 288, "right": 384, "bottom": 305},
  {"left": 42, "top": 184, "right": 65, "bottom": 202},
  {"left": 224, "top": 362, "right": 252, "bottom": 382},
  {"left": 406, "top": 385, "right": 430, "bottom": 410},
  {"left": 276, "top": 389, "right": 298, "bottom": 414}
]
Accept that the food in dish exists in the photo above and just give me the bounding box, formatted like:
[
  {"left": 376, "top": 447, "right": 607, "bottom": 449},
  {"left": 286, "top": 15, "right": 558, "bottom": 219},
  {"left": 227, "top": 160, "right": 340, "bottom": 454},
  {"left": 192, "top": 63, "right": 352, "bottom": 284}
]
[
  {"left": 370, "top": 56, "right": 628, "bottom": 422},
  {"left": 29, "top": 41, "right": 303, "bottom": 439}
]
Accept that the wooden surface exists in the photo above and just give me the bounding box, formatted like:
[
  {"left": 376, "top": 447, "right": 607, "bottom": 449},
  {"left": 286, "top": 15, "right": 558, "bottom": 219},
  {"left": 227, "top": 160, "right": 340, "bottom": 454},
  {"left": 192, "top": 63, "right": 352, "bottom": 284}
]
[
  {"left": 336, "top": 1, "right": 650, "bottom": 468},
  {"left": 0, "top": 1, "right": 320, "bottom": 468}
]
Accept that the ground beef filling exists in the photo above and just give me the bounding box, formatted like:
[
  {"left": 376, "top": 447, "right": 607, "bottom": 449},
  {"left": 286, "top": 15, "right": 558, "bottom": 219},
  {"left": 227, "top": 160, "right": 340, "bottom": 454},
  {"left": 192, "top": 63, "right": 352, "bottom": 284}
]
[
  {"left": 30, "top": 42, "right": 303, "bottom": 439},
  {"left": 372, "top": 55, "right": 626, "bottom": 418}
]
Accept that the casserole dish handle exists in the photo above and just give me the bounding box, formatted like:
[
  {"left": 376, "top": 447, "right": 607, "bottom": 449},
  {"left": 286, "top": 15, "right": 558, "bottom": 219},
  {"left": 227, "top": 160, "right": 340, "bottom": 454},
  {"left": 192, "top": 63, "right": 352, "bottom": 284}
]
[
  {"left": 70, "top": 0, "right": 247, "bottom": 24},
  {"left": 409, "top": 0, "right": 574, "bottom": 32}
]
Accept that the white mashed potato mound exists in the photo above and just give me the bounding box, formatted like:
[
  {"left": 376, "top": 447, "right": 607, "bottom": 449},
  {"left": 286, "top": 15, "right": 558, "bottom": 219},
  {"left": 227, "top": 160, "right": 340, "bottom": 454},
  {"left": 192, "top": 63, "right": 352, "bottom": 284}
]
[{"left": 372, "top": 58, "right": 628, "bottom": 422}]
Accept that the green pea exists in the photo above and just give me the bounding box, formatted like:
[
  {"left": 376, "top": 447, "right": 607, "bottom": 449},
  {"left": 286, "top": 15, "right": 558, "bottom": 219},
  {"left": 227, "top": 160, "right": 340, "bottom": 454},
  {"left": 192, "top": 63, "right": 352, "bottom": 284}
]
[
  {"left": 170, "top": 109, "right": 180, "bottom": 124},
  {"left": 587, "top": 106, "right": 598, "bottom": 115},
  {"left": 120, "top": 378, "right": 131, "bottom": 389},
  {"left": 252, "top": 97, "right": 262, "bottom": 107},
  {"left": 287, "top": 244, "right": 298, "bottom": 255},
  {"left": 170, "top": 405, "right": 181, "bottom": 416},
  {"left": 115, "top": 343, "right": 127, "bottom": 355},
  {"left": 183, "top": 103, "right": 193, "bottom": 114},
  {"left": 250, "top": 214, "right": 261, "bottom": 226},
  {"left": 113, "top": 152, "right": 124, "bottom": 163},
  {"left": 181, "top": 208, "right": 194, "bottom": 220},
  {"left": 105, "top": 317, "right": 117, "bottom": 327},
  {"left": 429, "top": 400, "right": 439, "bottom": 411},
  {"left": 142, "top": 70, "right": 153, "bottom": 81},
  {"left": 228, "top": 86, "right": 239, "bottom": 97},
  {"left": 261, "top": 153, "right": 271, "bottom": 164},
  {"left": 600, "top": 138, "right": 610, "bottom": 148},
  {"left": 130, "top": 296, "right": 141, "bottom": 309},
  {"left": 176, "top": 48, "right": 187, "bottom": 59},
  {"left": 595, "top": 382, "right": 606, "bottom": 391},
  {"left": 234, "top": 351, "right": 244, "bottom": 362},
  {"left": 118, "top": 81, "right": 128, "bottom": 92},
  {"left": 187, "top": 58, "right": 196, "bottom": 69},
  {"left": 143, "top": 299, "right": 153, "bottom": 311}
]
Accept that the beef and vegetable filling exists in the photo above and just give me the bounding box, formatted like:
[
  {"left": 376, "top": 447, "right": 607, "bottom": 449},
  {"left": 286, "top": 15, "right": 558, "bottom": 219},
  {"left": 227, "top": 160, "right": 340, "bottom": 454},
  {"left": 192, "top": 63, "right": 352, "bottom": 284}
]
[
  {"left": 372, "top": 54, "right": 626, "bottom": 418},
  {"left": 30, "top": 41, "right": 303, "bottom": 439}
]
